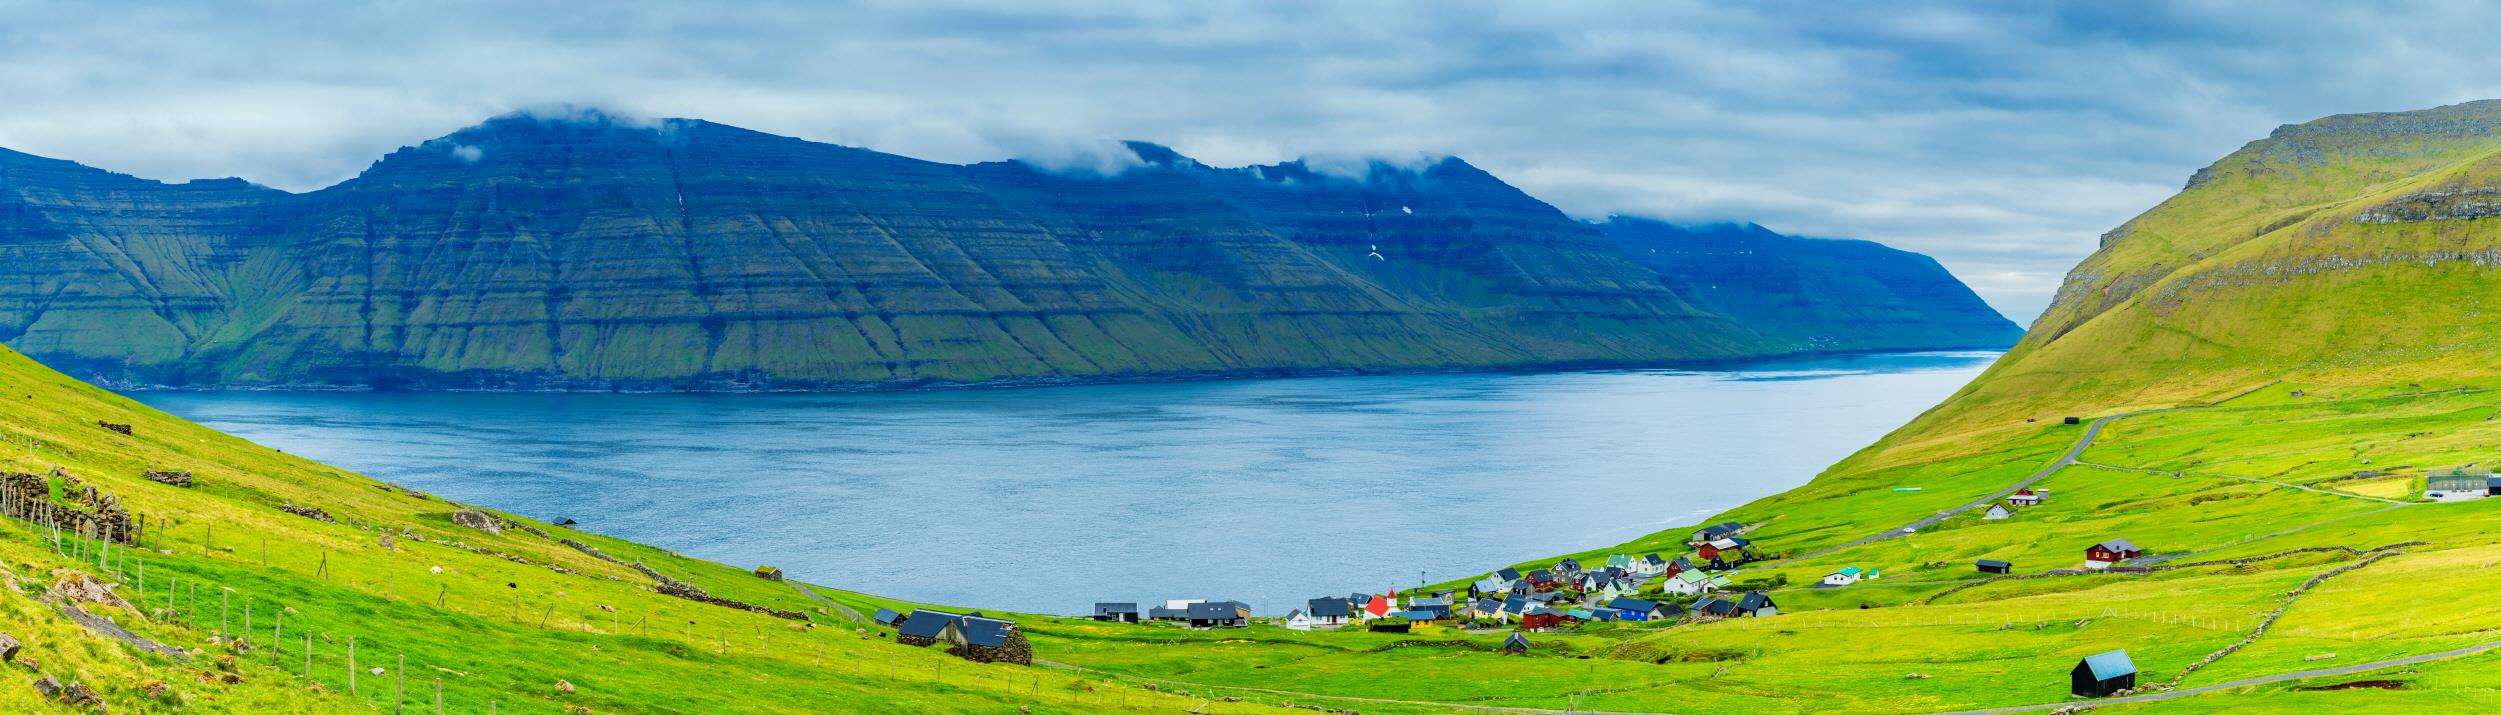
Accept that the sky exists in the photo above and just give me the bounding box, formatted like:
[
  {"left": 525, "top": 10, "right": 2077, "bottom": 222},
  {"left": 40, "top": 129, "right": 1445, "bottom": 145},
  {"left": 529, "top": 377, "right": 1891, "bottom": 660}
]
[{"left": 6, "top": 2, "right": 2501, "bottom": 322}]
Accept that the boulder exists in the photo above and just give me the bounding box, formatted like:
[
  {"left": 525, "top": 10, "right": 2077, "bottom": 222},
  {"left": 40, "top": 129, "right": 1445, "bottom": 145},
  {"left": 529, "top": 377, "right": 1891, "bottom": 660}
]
[
  {"left": 32, "top": 674, "right": 62, "bottom": 698},
  {"left": 63, "top": 680, "right": 96, "bottom": 705},
  {"left": 451, "top": 510, "right": 504, "bottom": 534},
  {"left": 142, "top": 470, "right": 194, "bottom": 488},
  {"left": 0, "top": 633, "right": 17, "bottom": 662},
  {"left": 555, "top": 679, "right": 576, "bottom": 693},
  {"left": 49, "top": 572, "right": 132, "bottom": 611}
]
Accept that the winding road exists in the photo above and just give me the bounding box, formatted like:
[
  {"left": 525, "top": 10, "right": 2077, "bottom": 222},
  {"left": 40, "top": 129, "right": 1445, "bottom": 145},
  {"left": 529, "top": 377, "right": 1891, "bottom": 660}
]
[{"left": 1784, "top": 410, "right": 2148, "bottom": 563}]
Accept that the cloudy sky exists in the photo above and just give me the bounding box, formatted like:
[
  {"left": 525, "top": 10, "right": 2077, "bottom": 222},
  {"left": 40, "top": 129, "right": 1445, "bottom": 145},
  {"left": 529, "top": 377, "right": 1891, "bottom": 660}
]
[{"left": 6, "top": 1, "right": 2501, "bottom": 321}]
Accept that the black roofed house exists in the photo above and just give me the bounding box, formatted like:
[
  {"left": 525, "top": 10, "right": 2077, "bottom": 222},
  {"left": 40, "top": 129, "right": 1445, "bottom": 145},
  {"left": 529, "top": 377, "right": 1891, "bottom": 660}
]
[
  {"left": 1408, "top": 596, "right": 1454, "bottom": 619},
  {"left": 1556, "top": 558, "right": 1584, "bottom": 576},
  {"left": 1470, "top": 597, "right": 1505, "bottom": 619},
  {"left": 1187, "top": 600, "right": 1251, "bottom": 629},
  {"left": 1308, "top": 597, "right": 1353, "bottom": 626},
  {"left": 1638, "top": 553, "right": 1668, "bottom": 575},
  {"left": 1147, "top": 606, "right": 1189, "bottom": 621},
  {"left": 1503, "top": 595, "right": 1529, "bottom": 620},
  {"left": 1501, "top": 632, "right": 1531, "bottom": 655},
  {"left": 1693, "top": 596, "right": 1740, "bottom": 619},
  {"left": 1093, "top": 603, "right": 1140, "bottom": 623},
  {"left": 1690, "top": 522, "right": 1745, "bottom": 545},
  {"left": 1496, "top": 567, "right": 1523, "bottom": 582},
  {"left": 1735, "top": 591, "right": 1778, "bottom": 617},
  {"left": 2071, "top": 649, "right": 2137, "bottom": 697},
  {"left": 1975, "top": 559, "right": 2012, "bottom": 574},
  {"left": 871, "top": 607, "right": 903, "bottom": 627},
  {"left": 951, "top": 615, "right": 1033, "bottom": 665},
  {"left": 2085, "top": 538, "right": 2144, "bottom": 569},
  {"left": 895, "top": 609, "right": 967, "bottom": 646}
]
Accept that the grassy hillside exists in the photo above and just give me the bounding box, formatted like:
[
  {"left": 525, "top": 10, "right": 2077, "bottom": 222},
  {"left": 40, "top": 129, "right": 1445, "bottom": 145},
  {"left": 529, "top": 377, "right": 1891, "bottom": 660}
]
[{"left": 0, "top": 340, "right": 1328, "bottom": 714}]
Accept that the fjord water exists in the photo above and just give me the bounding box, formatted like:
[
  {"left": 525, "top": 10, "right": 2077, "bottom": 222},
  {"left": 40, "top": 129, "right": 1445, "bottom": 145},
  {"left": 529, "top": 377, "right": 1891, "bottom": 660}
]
[{"left": 135, "top": 352, "right": 1995, "bottom": 615}]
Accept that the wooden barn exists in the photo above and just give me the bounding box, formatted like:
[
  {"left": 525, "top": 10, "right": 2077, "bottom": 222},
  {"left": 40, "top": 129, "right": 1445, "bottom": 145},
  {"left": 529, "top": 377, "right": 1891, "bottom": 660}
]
[
  {"left": 1975, "top": 559, "right": 2012, "bottom": 574},
  {"left": 2071, "top": 650, "right": 2137, "bottom": 697}
]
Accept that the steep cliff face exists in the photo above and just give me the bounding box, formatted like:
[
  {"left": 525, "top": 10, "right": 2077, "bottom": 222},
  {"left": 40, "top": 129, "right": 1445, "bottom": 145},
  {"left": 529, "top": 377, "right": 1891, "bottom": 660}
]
[
  {"left": 0, "top": 112, "right": 2013, "bottom": 390},
  {"left": 1598, "top": 218, "right": 2022, "bottom": 353}
]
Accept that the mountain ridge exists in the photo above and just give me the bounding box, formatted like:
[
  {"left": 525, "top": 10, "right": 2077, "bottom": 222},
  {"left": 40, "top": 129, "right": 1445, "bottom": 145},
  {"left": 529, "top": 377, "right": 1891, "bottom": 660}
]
[{"left": 0, "top": 109, "right": 2015, "bottom": 391}]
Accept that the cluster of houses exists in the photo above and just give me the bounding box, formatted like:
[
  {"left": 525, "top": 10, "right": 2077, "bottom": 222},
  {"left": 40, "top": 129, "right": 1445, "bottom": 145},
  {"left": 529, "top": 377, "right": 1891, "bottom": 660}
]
[
  {"left": 869, "top": 608, "right": 1033, "bottom": 665},
  {"left": 1441, "top": 522, "right": 1777, "bottom": 631}
]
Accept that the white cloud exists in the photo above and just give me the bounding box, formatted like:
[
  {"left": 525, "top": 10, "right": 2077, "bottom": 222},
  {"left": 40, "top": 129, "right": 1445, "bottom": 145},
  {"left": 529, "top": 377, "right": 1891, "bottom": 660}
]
[{"left": 3, "top": 1, "right": 2499, "bottom": 322}]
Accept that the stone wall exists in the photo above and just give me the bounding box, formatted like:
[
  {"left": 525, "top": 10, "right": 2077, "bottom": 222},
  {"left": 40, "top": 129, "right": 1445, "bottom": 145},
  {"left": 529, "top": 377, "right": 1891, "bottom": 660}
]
[{"left": 0, "top": 473, "right": 139, "bottom": 545}]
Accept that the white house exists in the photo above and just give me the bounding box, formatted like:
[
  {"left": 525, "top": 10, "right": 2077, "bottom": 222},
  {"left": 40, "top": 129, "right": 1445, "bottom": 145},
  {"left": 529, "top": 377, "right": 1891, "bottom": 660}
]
[
  {"left": 1663, "top": 569, "right": 1729, "bottom": 596},
  {"left": 1283, "top": 609, "right": 1313, "bottom": 631},
  {"left": 2008, "top": 488, "right": 2044, "bottom": 507},
  {"left": 1983, "top": 504, "right": 2013, "bottom": 520},
  {"left": 1821, "top": 566, "right": 1864, "bottom": 587}
]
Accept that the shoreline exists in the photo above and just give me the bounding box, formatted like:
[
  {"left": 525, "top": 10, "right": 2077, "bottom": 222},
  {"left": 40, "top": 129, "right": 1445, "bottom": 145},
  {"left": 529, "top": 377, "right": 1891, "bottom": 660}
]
[{"left": 91, "top": 344, "right": 2014, "bottom": 395}]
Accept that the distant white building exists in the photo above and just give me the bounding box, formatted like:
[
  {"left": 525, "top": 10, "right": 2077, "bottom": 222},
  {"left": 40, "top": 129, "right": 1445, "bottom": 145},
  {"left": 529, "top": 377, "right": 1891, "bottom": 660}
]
[
  {"left": 1822, "top": 567, "right": 1864, "bottom": 587},
  {"left": 1983, "top": 504, "right": 2013, "bottom": 520}
]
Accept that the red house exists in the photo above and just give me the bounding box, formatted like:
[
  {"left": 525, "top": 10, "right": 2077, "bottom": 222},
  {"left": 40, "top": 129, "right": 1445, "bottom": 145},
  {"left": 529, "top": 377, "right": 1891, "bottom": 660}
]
[
  {"left": 2009, "top": 488, "right": 2043, "bottom": 507},
  {"left": 1520, "top": 608, "right": 1567, "bottom": 631},
  {"left": 2084, "top": 538, "right": 2142, "bottom": 569}
]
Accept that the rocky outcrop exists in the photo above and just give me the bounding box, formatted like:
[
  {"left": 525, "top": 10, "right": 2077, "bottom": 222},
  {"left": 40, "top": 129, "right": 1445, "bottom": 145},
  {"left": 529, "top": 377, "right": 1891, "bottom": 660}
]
[
  {"left": 94, "top": 421, "right": 131, "bottom": 436},
  {"left": 0, "top": 111, "right": 2006, "bottom": 392},
  {"left": 279, "top": 503, "right": 336, "bottom": 523},
  {"left": 450, "top": 509, "right": 504, "bottom": 534},
  {"left": 2353, "top": 187, "right": 2501, "bottom": 223},
  {"left": 141, "top": 471, "right": 193, "bottom": 488}
]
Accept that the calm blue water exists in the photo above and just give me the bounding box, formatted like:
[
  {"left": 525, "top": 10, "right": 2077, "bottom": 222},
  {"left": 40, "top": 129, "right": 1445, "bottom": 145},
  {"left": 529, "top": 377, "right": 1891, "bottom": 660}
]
[{"left": 133, "top": 352, "right": 1996, "bottom": 615}]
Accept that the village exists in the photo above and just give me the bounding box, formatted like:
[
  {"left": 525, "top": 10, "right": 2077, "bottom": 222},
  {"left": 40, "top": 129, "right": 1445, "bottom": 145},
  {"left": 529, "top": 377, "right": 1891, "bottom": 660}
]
[{"left": 845, "top": 480, "right": 2283, "bottom": 700}]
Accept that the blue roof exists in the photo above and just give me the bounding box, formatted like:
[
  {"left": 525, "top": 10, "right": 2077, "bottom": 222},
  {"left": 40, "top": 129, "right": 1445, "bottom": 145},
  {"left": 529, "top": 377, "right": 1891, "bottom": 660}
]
[
  {"left": 1308, "top": 597, "right": 1352, "bottom": 618},
  {"left": 897, "top": 609, "right": 965, "bottom": 638},
  {"left": 2082, "top": 650, "right": 2136, "bottom": 679},
  {"left": 871, "top": 607, "right": 902, "bottom": 625},
  {"left": 1607, "top": 597, "right": 1660, "bottom": 612}
]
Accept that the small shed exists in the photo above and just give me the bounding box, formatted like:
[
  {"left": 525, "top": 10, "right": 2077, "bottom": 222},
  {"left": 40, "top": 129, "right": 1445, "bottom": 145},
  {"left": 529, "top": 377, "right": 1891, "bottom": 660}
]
[
  {"left": 2062, "top": 416, "right": 2081, "bottom": 425},
  {"left": 2071, "top": 649, "right": 2137, "bottom": 697},
  {"left": 1975, "top": 559, "right": 2012, "bottom": 574},
  {"left": 1983, "top": 504, "right": 2013, "bottom": 520},
  {"left": 1501, "top": 632, "right": 1531, "bottom": 655},
  {"left": 871, "top": 608, "right": 904, "bottom": 627},
  {"left": 1092, "top": 603, "right": 1140, "bottom": 623}
]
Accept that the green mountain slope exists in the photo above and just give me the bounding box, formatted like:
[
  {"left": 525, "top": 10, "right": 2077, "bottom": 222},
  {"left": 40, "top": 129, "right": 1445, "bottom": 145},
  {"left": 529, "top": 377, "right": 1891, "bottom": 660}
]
[
  {"left": 0, "top": 111, "right": 2013, "bottom": 391},
  {"left": 0, "top": 340, "right": 1316, "bottom": 714}
]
